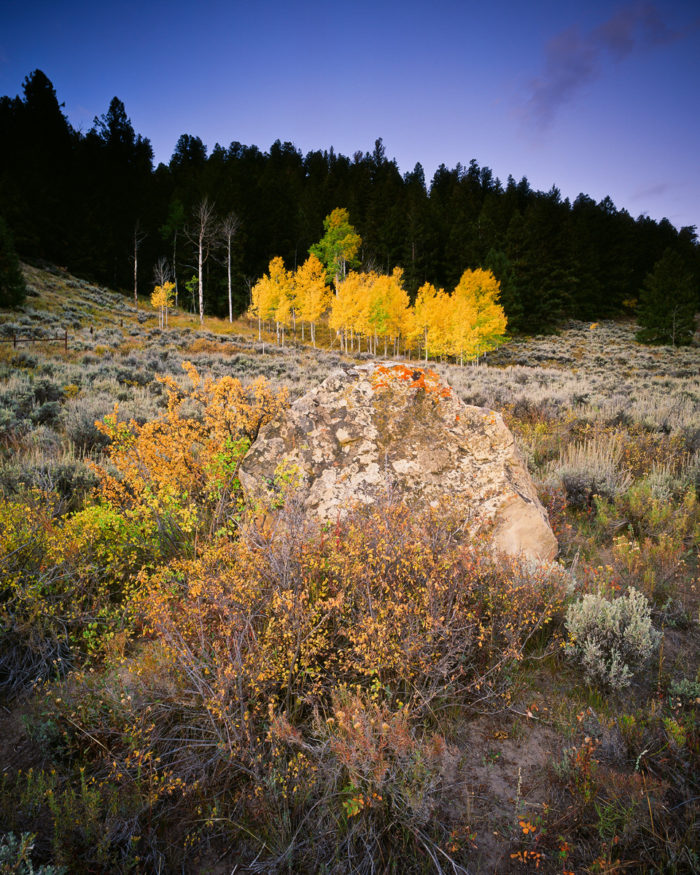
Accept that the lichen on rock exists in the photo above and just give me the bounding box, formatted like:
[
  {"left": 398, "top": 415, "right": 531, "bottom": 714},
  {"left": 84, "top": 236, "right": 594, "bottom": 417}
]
[{"left": 239, "top": 362, "right": 558, "bottom": 561}]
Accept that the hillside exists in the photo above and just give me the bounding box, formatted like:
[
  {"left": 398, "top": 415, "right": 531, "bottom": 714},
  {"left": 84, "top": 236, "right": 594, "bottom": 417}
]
[{"left": 0, "top": 265, "right": 698, "bottom": 873}]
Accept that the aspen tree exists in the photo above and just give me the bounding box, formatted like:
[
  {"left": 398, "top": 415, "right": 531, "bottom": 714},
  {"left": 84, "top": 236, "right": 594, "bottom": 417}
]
[
  {"left": 425, "top": 288, "right": 452, "bottom": 361},
  {"left": 452, "top": 268, "right": 507, "bottom": 362},
  {"left": 151, "top": 281, "right": 175, "bottom": 329},
  {"left": 219, "top": 212, "right": 240, "bottom": 323},
  {"left": 295, "top": 254, "right": 330, "bottom": 346},
  {"left": 131, "top": 219, "right": 146, "bottom": 310},
  {"left": 249, "top": 257, "right": 292, "bottom": 344},
  {"left": 410, "top": 282, "right": 439, "bottom": 363},
  {"left": 310, "top": 207, "right": 361, "bottom": 292},
  {"left": 186, "top": 197, "right": 217, "bottom": 325}
]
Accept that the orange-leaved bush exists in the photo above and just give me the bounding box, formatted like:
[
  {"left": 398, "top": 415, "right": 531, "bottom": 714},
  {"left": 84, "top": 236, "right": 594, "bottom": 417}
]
[
  {"left": 93, "top": 361, "right": 288, "bottom": 553},
  {"left": 132, "top": 495, "right": 568, "bottom": 765}
]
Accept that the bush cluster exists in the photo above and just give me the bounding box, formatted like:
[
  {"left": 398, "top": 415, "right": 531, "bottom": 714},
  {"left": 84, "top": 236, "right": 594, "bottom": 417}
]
[{"left": 38, "top": 497, "right": 567, "bottom": 871}]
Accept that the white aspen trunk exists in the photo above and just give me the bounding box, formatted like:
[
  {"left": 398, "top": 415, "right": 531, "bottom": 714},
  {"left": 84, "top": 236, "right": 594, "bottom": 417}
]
[
  {"left": 227, "top": 237, "right": 233, "bottom": 323},
  {"left": 173, "top": 229, "right": 178, "bottom": 309},
  {"left": 133, "top": 246, "right": 138, "bottom": 310},
  {"left": 198, "top": 229, "right": 204, "bottom": 325}
]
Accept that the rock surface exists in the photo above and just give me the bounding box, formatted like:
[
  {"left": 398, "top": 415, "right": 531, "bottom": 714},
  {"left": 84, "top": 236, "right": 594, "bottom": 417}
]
[{"left": 239, "top": 362, "right": 558, "bottom": 561}]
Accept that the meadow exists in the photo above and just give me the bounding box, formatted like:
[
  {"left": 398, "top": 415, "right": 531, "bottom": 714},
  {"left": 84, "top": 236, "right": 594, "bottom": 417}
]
[{"left": 0, "top": 263, "right": 698, "bottom": 873}]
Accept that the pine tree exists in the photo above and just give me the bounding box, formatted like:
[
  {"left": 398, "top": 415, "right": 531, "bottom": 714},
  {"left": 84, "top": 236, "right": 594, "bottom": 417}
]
[
  {"left": 0, "top": 217, "right": 27, "bottom": 308},
  {"left": 636, "top": 249, "right": 698, "bottom": 346}
]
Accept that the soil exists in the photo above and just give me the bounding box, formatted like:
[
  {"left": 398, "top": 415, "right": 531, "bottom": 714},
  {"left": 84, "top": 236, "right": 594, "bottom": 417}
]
[{"left": 451, "top": 714, "right": 565, "bottom": 872}]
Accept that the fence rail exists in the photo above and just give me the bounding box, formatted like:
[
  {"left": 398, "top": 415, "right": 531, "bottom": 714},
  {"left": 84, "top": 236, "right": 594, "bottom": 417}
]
[{"left": 0, "top": 329, "right": 69, "bottom": 351}]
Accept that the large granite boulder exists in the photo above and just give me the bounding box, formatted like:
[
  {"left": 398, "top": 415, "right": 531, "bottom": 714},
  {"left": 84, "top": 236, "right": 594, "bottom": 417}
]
[{"left": 239, "top": 363, "right": 557, "bottom": 561}]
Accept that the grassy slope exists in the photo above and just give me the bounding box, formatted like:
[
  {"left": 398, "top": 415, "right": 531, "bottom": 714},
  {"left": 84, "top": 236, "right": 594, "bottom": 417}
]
[{"left": 0, "top": 264, "right": 698, "bottom": 873}]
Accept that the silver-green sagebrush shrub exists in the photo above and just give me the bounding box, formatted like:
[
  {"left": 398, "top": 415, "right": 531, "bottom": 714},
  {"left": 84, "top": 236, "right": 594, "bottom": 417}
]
[
  {"left": 0, "top": 832, "right": 65, "bottom": 874},
  {"left": 565, "top": 587, "right": 660, "bottom": 690}
]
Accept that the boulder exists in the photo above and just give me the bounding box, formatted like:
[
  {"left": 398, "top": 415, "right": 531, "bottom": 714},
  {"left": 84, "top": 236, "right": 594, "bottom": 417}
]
[{"left": 239, "top": 363, "right": 558, "bottom": 561}]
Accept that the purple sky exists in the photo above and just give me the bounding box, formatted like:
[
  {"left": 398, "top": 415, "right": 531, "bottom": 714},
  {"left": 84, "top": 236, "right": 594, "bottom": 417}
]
[{"left": 2, "top": 0, "right": 699, "bottom": 230}]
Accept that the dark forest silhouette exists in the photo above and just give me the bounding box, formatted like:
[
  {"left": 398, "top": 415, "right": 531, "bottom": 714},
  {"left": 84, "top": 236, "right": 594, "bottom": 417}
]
[{"left": 1, "top": 70, "right": 698, "bottom": 332}]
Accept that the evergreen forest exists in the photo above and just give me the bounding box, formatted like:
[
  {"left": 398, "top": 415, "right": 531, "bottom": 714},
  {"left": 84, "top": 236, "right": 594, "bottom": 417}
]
[{"left": 2, "top": 70, "right": 699, "bottom": 333}]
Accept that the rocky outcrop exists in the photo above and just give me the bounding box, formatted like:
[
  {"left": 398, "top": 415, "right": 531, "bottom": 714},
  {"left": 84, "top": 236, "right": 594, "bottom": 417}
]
[{"left": 239, "top": 363, "right": 558, "bottom": 561}]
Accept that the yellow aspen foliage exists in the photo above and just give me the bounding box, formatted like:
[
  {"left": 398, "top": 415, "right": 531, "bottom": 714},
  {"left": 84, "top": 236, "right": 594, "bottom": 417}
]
[
  {"left": 346, "top": 271, "right": 376, "bottom": 343},
  {"left": 448, "top": 290, "right": 479, "bottom": 365},
  {"left": 366, "top": 268, "right": 410, "bottom": 357},
  {"left": 295, "top": 254, "right": 331, "bottom": 346},
  {"left": 409, "top": 282, "right": 440, "bottom": 362},
  {"left": 250, "top": 253, "right": 505, "bottom": 364},
  {"left": 424, "top": 287, "right": 453, "bottom": 360},
  {"left": 330, "top": 270, "right": 374, "bottom": 353},
  {"left": 384, "top": 267, "right": 411, "bottom": 354},
  {"left": 94, "top": 362, "right": 288, "bottom": 548},
  {"left": 272, "top": 259, "right": 295, "bottom": 337},
  {"left": 249, "top": 256, "right": 293, "bottom": 343},
  {"left": 451, "top": 268, "right": 507, "bottom": 362},
  {"left": 151, "top": 281, "right": 175, "bottom": 329}
]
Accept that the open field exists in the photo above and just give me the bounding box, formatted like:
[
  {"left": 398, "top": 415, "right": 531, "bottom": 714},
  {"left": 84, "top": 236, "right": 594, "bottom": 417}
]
[{"left": 0, "top": 265, "right": 698, "bottom": 873}]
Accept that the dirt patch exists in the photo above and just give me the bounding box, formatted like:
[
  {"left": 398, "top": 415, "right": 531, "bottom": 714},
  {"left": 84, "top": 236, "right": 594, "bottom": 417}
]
[
  {"left": 0, "top": 700, "right": 46, "bottom": 778},
  {"left": 451, "top": 715, "right": 565, "bottom": 872}
]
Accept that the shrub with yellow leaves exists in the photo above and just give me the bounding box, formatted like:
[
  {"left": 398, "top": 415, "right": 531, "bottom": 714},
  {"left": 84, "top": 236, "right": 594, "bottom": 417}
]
[
  {"left": 47, "top": 494, "right": 567, "bottom": 868},
  {"left": 0, "top": 363, "right": 287, "bottom": 697},
  {"left": 93, "top": 361, "right": 287, "bottom": 552}
]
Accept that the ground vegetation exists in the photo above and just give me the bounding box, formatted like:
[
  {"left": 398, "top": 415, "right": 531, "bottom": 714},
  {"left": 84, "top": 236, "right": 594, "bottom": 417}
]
[{"left": 0, "top": 264, "right": 698, "bottom": 872}]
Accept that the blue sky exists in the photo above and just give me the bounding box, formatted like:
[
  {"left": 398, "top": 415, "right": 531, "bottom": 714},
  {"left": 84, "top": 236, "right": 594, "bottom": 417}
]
[{"left": 2, "top": 0, "right": 699, "bottom": 229}]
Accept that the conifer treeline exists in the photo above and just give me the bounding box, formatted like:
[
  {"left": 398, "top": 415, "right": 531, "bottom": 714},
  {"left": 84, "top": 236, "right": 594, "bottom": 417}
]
[{"left": 1, "top": 70, "right": 698, "bottom": 331}]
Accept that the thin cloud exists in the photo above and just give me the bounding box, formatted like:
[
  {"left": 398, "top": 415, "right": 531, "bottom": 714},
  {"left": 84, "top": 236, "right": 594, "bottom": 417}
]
[
  {"left": 521, "top": 2, "right": 686, "bottom": 128},
  {"left": 630, "top": 182, "right": 671, "bottom": 201},
  {"left": 595, "top": 3, "right": 680, "bottom": 58},
  {"left": 524, "top": 26, "right": 599, "bottom": 127}
]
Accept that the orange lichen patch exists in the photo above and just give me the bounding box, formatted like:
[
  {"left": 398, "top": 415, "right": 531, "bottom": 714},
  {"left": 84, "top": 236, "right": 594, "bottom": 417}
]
[{"left": 371, "top": 364, "right": 452, "bottom": 400}]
